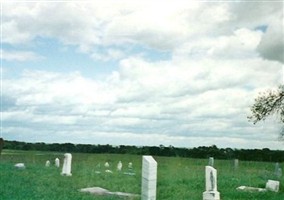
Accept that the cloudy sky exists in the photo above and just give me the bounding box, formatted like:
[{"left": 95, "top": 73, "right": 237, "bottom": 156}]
[{"left": 1, "top": 0, "right": 284, "bottom": 149}]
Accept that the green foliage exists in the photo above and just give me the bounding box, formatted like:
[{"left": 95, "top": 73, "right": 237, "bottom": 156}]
[
  {"left": 248, "top": 85, "right": 284, "bottom": 124},
  {"left": 0, "top": 150, "right": 284, "bottom": 200},
  {"left": 3, "top": 140, "right": 284, "bottom": 162}
]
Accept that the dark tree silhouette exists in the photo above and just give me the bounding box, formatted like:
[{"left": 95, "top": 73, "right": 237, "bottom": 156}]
[{"left": 248, "top": 85, "right": 284, "bottom": 138}]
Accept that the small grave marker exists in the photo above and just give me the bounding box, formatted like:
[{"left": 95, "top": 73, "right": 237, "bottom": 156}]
[
  {"left": 275, "top": 163, "right": 282, "bottom": 178},
  {"left": 15, "top": 163, "right": 25, "bottom": 169},
  {"left": 142, "top": 156, "right": 157, "bottom": 200},
  {"left": 209, "top": 157, "right": 214, "bottom": 167},
  {"left": 266, "top": 180, "right": 280, "bottom": 192},
  {"left": 117, "top": 161, "right": 122, "bottom": 171},
  {"left": 233, "top": 159, "right": 239, "bottom": 169},
  {"left": 55, "top": 158, "right": 60, "bottom": 167},
  {"left": 45, "top": 160, "right": 50, "bottom": 167}
]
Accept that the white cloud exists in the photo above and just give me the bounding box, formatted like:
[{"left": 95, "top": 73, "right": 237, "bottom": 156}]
[
  {"left": 1, "top": 49, "right": 43, "bottom": 61},
  {"left": 2, "top": 1, "right": 283, "bottom": 149}
]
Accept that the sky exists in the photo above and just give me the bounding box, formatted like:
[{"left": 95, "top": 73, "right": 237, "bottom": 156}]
[{"left": 1, "top": 0, "right": 284, "bottom": 150}]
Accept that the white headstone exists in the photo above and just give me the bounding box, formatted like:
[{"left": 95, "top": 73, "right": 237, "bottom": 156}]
[
  {"left": 55, "top": 158, "right": 60, "bottom": 168},
  {"left": 234, "top": 159, "right": 239, "bottom": 169},
  {"left": 142, "top": 156, "right": 157, "bottom": 200},
  {"left": 45, "top": 160, "right": 50, "bottom": 167},
  {"left": 209, "top": 157, "right": 214, "bottom": 167},
  {"left": 266, "top": 180, "right": 280, "bottom": 192},
  {"left": 203, "top": 166, "right": 220, "bottom": 200},
  {"left": 15, "top": 163, "right": 25, "bottom": 169},
  {"left": 117, "top": 161, "right": 122, "bottom": 171},
  {"left": 61, "top": 153, "right": 72, "bottom": 176},
  {"left": 276, "top": 168, "right": 282, "bottom": 178},
  {"left": 128, "top": 162, "right": 133, "bottom": 169},
  {"left": 105, "top": 162, "right": 110, "bottom": 168},
  {"left": 275, "top": 163, "right": 282, "bottom": 178}
]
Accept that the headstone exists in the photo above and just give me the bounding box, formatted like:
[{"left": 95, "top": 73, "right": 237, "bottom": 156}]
[
  {"left": 55, "top": 158, "right": 60, "bottom": 167},
  {"left": 45, "top": 160, "right": 50, "bottom": 167},
  {"left": 233, "top": 159, "right": 239, "bottom": 169},
  {"left": 105, "top": 162, "right": 110, "bottom": 168},
  {"left": 128, "top": 162, "right": 133, "bottom": 169},
  {"left": 0, "top": 138, "right": 4, "bottom": 155},
  {"left": 275, "top": 162, "right": 279, "bottom": 173},
  {"left": 203, "top": 166, "right": 220, "bottom": 200},
  {"left": 266, "top": 180, "right": 280, "bottom": 192},
  {"left": 15, "top": 163, "right": 25, "bottom": 169},
  {"left": 208, "top": 157, "right": 214, "bottom": 167},
  {"left": 276, "top": 168, "right": 282, "bottom": 178},
  {"left": 275, "top": 163, "right": 282, "bottom": 178},
  {"left": 117, "top": 161, "right": 122, "bottom": 171},
  {"left": 61, "top": 153, "right": 72, "bottom": 176},
  {"left": 141, "top": 156, "right": 157, "bottom": 200}
]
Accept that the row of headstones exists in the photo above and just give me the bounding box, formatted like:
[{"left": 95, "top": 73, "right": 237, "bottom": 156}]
[
  {"left": 209, "top": 157, "right": 282, "bottom": 178},
  {"left": 208, "top": 157, "right": 239, "bottom": 169},
  {"left": 142, "top": 156, "right": 281, "bottom": 200},
  {"left": 59, "top": 154, "right": 281, "bottom": 200},
  {"left": 59, "top": 153, "right": 134, "bottom": 176},
  {"left": 141, "top": 156, "right": 221, "bottom": 200}
]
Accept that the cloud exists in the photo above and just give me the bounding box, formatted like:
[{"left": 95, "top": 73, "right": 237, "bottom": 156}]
[
  {"left": 2, "top": 52, "right": 282, "bottom": 148},
  {"left": 257, "top": 14, "right": 284, "bottom": 63},
  {"left": 1, "top": 49, "right": 43, "bottom": 61},
  {"left": 2, "top": 1, "right": 283, "bottom": 149},
  {"left": 3, "top": 1, "right": 273, "bottom": 59}
]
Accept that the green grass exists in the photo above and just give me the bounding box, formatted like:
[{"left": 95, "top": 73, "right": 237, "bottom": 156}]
[{"left": 0, "top": 150, "right": 283, "bottom": 200}]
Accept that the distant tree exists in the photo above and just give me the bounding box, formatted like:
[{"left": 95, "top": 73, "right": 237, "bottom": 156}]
[
  {"left": 0, "top": 138, "right": 4, "bottom": 154},
  {"left": 248, "top": 85, "right": 284, "bottom": 139}
]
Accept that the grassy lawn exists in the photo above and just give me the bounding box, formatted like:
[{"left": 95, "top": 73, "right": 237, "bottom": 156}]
[{"left": 0, "top": 150, "right": 283, "bottom": 199}]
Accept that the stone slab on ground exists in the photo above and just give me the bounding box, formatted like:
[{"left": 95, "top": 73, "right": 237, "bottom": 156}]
[
  {"left": 80, "top": 187, "right": 139, "bottom": 198},
  {"left": 236, "top": 186, "right": 266, "bottom": 192}
]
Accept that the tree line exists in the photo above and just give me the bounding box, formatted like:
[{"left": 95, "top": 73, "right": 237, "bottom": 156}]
[{"left": 2, "top": 140, "right": 284, "bottom": 162}]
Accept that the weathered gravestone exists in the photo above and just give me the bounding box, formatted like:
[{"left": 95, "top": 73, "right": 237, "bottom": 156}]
[
  {"left": 55, "top": 158, "right": 60, "bottom": 168},
  {"left": 45, "top": 160, "right": 50, "bottom": 167},
  {"left": 209, "top": 157, "right": 214, "bottom": 167},
  {"left": 142, "top": 156, "right": 157, "bottom": 200},
  {"left": 266, "top": 180, "right": 280, "bottom": 192},
  {"left": 233, "top": 159, "right": 239, "bottom": 169},
  {"left": 61, "top": 153, "right": 72, "bottom": 176},
  {"left": 203, "top": 166, "right": 220, "bottom": 200},
  {"left": 105, "top": 162, "right": 110, "bottom": 168},
  {"left": 275, "top": 163, "right": 282, "bottom": 178},
  {"left": 0, "top": 138, "right": 4, "bottom": 155},
  {"left": 117, "top": 161, "right": 122, "bottom": 171},
  {"left": 15, "top": 163, "right": 25, "bottom": 169}
]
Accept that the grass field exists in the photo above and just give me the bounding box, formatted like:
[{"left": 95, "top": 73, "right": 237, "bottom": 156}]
[{"left": 0, "top": 149, "right": 283, "bottom": 200}]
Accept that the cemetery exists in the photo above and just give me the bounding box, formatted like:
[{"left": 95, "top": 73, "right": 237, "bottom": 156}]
[{"left": 0, "top": 149, "right": 283, "bottom": 200}]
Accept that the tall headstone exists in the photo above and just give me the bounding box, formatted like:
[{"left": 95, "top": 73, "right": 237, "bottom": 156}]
[
  {"left": 275, "top": 163, "right": 282, "bottom": 178},
  {"left": 55, "top": 158, "right": 60, "bottom": 168},
  {"left": 142, "top": 156, "right": 157, "bottom": 200},
  {"left": 203, "top": 166, "right": 220, "bottom": 200},
  {"left": 0, "top": 138, "right": 4, "bottom": 155},
  {"left": 233, "top": 159, "right": 239, "bottom": 169},
  {"left": 209, "top": 157, "right": 214, "bottom": 167},
  {"left": 117, "top": 161, "right": 122, "bottom": 171},
  {"left": 61, "top": 153, "right": 72, "bottom": 176}
]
